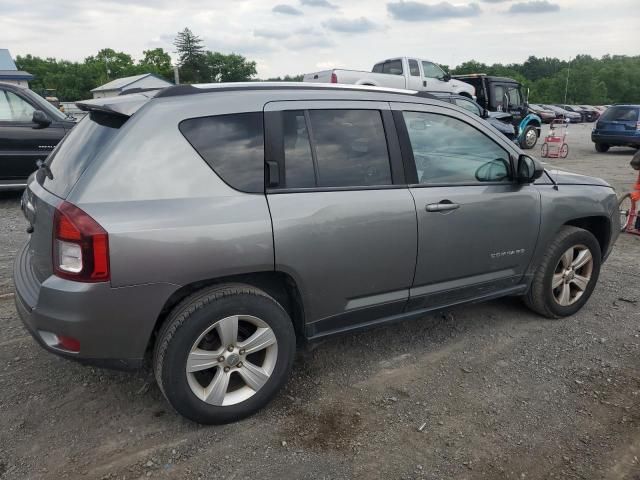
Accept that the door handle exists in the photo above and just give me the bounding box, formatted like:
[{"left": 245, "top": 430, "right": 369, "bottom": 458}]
[
  {"left": 426, "top": 202, "right": 460, "bottom": 212},
  {"left": 423, "top": 80, "right": 427, "bottom": 87}
]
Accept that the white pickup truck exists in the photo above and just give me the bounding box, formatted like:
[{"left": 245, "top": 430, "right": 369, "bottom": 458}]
[{"left": 303, "top": 57, "right": 475, "bottom": 97}]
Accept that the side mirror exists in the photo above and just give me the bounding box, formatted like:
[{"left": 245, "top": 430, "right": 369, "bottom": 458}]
[
  {"left": 32, "top": 110, "right": 51, "bottom": 129},
  {"left": 443, "top": 73, "right": 452, "bottom": 82},
  {"left": 517, "top": 154, "right": 544, "bottom": 183},
  {"left": 475, "top": 158, "right": 510, "bottom": 182},
  {"left": 481, "top": 108, "right": 490, "bottom": 119}
]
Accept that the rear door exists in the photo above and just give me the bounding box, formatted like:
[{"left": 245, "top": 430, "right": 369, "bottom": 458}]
[
  {"left": 391, "top": 102, "right": 540, "bottom": 309},
  {"left": 0, "top": 87, "right": 65, "bottom": 181},
  {"left": 406, "top": 59, "right": 423, "bottom": 91},
  {"left": 264, "top": 100, "right": 417, "bottom": 337}
]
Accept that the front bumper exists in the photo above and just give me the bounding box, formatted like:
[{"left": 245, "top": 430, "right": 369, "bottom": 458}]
[
  {"left": 13, "top": 242, "right": 179, "bottom": 370},
  {"left": 591, "top": 132, "right": 640, "bottom": 147}
]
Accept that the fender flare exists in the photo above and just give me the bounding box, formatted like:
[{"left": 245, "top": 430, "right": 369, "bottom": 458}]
[{"left": 518, "top": 114, "right": 542, "bottom": 139}]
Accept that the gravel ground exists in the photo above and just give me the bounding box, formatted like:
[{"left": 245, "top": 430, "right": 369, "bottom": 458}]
[{"left": 0, "top": 123, "right": 639, "bottom": 480}]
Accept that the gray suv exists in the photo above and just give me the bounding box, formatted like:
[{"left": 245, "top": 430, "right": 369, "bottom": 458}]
[{"left": 14, "top": 83, "right": 620, "bottom": 424}]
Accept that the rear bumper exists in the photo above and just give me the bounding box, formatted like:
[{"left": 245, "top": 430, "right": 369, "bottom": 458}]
[
  {"left": 13, "top": 241, "right": 179, "bottom": 370},
  {"left": 591, "top": 132, "right": 640, "bottom": 146}
]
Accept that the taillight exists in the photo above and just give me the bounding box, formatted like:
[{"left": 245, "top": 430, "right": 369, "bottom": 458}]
[
  {"left": 53, "top": 201, "right": 110, "bottom": 282},
  {"left": 330, "top": 72, "right": 338, "bottom": 83},
  {"left": 636, "top": 122, "right": 640, "bottom": 131}
]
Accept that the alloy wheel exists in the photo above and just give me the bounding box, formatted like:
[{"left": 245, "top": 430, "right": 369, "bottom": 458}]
[{"left": 551, "top": 245, "right": 594, "bottom": 306}]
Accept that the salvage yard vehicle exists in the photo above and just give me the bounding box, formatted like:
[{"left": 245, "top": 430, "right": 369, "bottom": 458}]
[
  {"left": 591, "top": 104, "right": 640, "bottom": 152},
  {"left": 541, "top": 104, "right": 582, "bottom": 123},
  {"left": 0, "top": 82, "right": 75, "bottom": 190},
  {"left": 528, "top": 103, "right": 556, "bottom": 123},
  {"left": 14, "top": 83, "right": 620, "bottom": 424},
  {"left": 452, "top": 74, "right": 542, "bottom": 149},
  {"left": 303, "top": 57, "right": 475, "bottom": 97}
]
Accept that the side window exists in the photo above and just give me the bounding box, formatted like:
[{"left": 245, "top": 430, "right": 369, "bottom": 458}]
[
  {"left": 278, "top": 109, "right": 392, "bottom": 188},
  {"left": 408, "top": 60, "right": 420, "bottom": 77},
  {"left": 507, "top": 88, "right": 522, "bottom": 107},
  {"left": 179, "top": 112, "right": 264, "bottom": 193},
  {"left": 402, "top": 111, "right": 511, "bottom": 185},
  {"left": 281, "top": 110, "right": 315, "bottom": 188},
  {"left": 493, "top": 85, "right": 505, "bottom": 111},
  {"left": 421, "top": 61, "right": 444, "bottom": 79},
  {"left": 372, "top": 63, "right": 383, "bottom": 73},
  {"left": 0, "top": 90, "right": 35, "bottom": 122},
  {"left": 382, "top": 60, "right": 403, "bottom": 76},
  {"left": 454, "top": 98, "right": 482, "bottom": 116}
]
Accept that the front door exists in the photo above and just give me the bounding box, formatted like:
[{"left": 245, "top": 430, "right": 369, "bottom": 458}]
[
  {"left": 264, "top": 100, "right": 417, "bottom": 336},
  {"left": 0, "top": 88, "right": 63, "bottom": 180},
  {"left": 421, "top": 61, "right": 449, "bottom": 92},
  {"left": 392, "top": 102, "right": 541, "bottom": 309}
]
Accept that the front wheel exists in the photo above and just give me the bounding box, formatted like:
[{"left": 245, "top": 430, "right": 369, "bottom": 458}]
[
  {"left": 541, "top": 143, "right": 549, "bottom": 158},
  {"left": 520, "top": 125, "right": 538, "bottom": 149},
  {"left": 154, "top": 284, "right": 296, "bottom": 424},
  {"left": 523, "top": 226, "right": 601, "bottom": 318},
  {"left": 595, "top": 143, "right": 610, "bottom": 153},
  {"left": 618, "top": 193, "right": 634, "bottom": 232},
  {"left": 560, "top": 143, "right": 569, "bottom": 158}
]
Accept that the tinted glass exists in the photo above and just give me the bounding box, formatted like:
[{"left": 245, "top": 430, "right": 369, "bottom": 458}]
[
  {"left": 282, "top": 110, "right": 315, "bottom": 188},
  {"left": 0, "top": 90, "right": 35, "bottom": 122},
  {"left": 308, "top": 110, "right": 391, "bottom": 187},
  {"left": 382, "top": 60, "right": 403, "bottom": 75},
  {"left": 408, "top": 59, "right": 420, "bottom": 77},
  {"left": 372, "top": 63, "right": 383, "bottom": 73},
  {"left": 403, "top": 111, "right": 511, "bottom": 185},
  {"left": 43, "top": 112, "right": 126, "bottom": 197},
  {"left": 180, "top": 112, "right": 264, "bottom": 193},
  {"left": 421, "top": 61, "right": 444, "bottom": 79},
  {"left": 601, "top": 106, "right": 639, "bottom": 122},
  {"left": 454, "top": 98, "right": 482, "bottom": 116}
]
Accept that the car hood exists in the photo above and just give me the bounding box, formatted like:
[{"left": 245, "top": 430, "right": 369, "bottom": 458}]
[
  {"left": 544, "top": 167, "right": 611, "bottom": 187},
  {"left": 449, "top": 79, "right": 475, "bottom": 96}
]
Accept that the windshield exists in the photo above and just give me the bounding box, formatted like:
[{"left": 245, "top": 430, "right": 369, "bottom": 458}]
[
  {"left": 600, "top": 106, "right": 639, "bottom": 122},
  {"left": 42, "top": 111, "right": 126, "bottom": 197},
  {"left": 23, "top": 89, "right": 70, "bottom": 122}
]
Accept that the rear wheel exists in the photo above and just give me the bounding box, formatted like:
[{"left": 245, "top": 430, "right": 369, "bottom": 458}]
[
  {"left": 154, "top": 284, "right": 296, "bottom": 424},
  {"left": 560, "top": 144, "right": 569, "bottom": 158},
  {"left": 541, "top": 143, "right": 549, "bottom": 157},
  {"left": 524, "top": 226, "right": 601, "bottom": 318},
  {"left": 595, "top": 143, "right": 610, "bottom": 153},
  {"left": 520, "top": 125, "right": 538, "bottom": 149},
  {"left": 618, "top": 193, "right": 633, "bottom": 232}
]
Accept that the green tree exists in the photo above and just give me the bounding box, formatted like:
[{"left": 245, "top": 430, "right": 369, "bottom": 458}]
[
  {"left": 174, "top": 27, "right": 206, "bottom": 83},
  {"left": 139, "top": 48, "right": 173, "bottom": 80},
  {"left": 202, "top": 52, "right": 257, "bottom": 82}
]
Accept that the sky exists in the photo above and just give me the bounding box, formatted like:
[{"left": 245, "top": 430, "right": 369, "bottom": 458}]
[{"left": 1, "top": 0, "right": 637, "bottom": 78}]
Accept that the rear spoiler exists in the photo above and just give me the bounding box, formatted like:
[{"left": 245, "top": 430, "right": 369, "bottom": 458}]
[{"left": 75, "top": 90, "right": 160, "bottom": 117}]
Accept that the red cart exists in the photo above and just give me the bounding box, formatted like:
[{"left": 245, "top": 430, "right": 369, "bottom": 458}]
[{"left": 541, "top": 119, "right": 569, "bottom": 158}]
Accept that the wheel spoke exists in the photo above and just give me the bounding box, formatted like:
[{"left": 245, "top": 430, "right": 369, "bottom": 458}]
[
  {"left": 558, "top": 282, "right": 571, "bottom": 306},
  {"left": 238, "top": 361, "right": 270, "bottom": 392},
  {"left": 561, "top": 247, "right": 574, "bottom": 268},
  {"left": 572, "top": 249, "right": 592, "bottom": 270},
  {"left": 216, "top": 316, "right": 238, "bottom": 347},
  {"left": 552, "top": 273, "right": 564, "bottom": 289},
  {"left": 571, "top": 274, "right": 590, "bottom": 292},
  {"left": 186, "top": 348, "right": 221, "bottom": 373},
  {"left": 238, "top": 327, "right": 276, "bottom": 355},
  {"left": 204, "top": 369, "right": 230, "bottom": 405}
]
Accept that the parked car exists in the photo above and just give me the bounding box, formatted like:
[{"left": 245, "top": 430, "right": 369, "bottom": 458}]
[
  {"left": 303, "top": 57, "right": 475, "bottom": 97},
  {"left": 0, "top": 82, "right": 75, "bottom": 190},
  {"left": 591, "top": 104, "right": 640, "bottom": 152},
  {"left": 541, "top": 104, "right": 581, "bottom": 123},
  {"left": 453, "top": 74, "right": 541, "bottom": 149},
  {"left": 427, "top": 92, "right": 516, "bottom": 142},
  {"left": 577, "top": 105, "right": 600, "bottom": 122},
  {"left": 558, "top": 105, "right": 587, "bottom": 122},
  {"left": 15, "top": 83, "right": 620, "bottom": 424},
  {"left": 528, "top": 103, "right": 556, "bottom": 123}
]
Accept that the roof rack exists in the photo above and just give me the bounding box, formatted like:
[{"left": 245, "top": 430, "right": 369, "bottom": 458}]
[{"left": 154, "top": 81, "right": 437, "bottom": 100}]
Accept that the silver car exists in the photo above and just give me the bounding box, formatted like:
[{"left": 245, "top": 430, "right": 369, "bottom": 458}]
[{"left": 14, "top": 83, "right": 620, "bottom": 424}]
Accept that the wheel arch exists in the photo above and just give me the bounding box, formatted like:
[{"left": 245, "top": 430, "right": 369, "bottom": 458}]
[
  {"left": 563, "top": 215, "right": 611, "bottom": 257},
  {"left": 147, "top": 271, "right": 306, "bottom": 354}
]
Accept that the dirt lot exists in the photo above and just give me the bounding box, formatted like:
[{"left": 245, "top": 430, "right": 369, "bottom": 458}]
[{"left": 1, "top": 123, "right": 639, "bottom": 480}]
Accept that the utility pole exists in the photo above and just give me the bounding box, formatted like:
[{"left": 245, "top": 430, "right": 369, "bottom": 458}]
[
  {"left": 173, "top": 65, "right": 180, "bottom": 85},
  {"left": 564, "top": 57, "right": 571, "bottom": 104}
]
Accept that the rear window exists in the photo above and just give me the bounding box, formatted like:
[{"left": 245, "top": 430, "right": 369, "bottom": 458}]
[
  {"left": 600, "top": 106, "right": 639, "bottom": 122},
  {"left": 43, "top": 112, "right": 126, "bottom": 198},
  {"left": 382, "top": 60, "right": 403, "bottom": 76},
  {"left": 179, "top": 112, "right": 264, "bottom": 193}
]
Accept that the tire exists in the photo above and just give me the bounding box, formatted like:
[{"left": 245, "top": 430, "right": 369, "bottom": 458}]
[
  {"left": 520, "top": 125, "right": 538, "bottom": 149},
  {"left": 541, "top": 143, "right": 549, "bottom": 158},
  {"left": 523, "top": 226, "right": 601, "bottom": 319},
  {"left": 154, "top": 284, "right": 296, "bottom": 424},
  {"left": 595, "top": 143, "right": 610, "bottom": 153},
  {"left": 560, "top": 144, "right": 569, "bottom": 158},
  {"left": 618, "top": 193, "right": 633, "bottom": 232}
]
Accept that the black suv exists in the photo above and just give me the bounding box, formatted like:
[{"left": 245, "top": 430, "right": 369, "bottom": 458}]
[{"left": 0, "top": 82, "right": 75, "bottom": 190}]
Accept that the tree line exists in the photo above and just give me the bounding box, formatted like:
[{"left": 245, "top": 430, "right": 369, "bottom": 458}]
[{"left": 15, "top": 27, "right": 640, "bottom": 104}]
